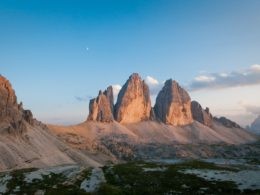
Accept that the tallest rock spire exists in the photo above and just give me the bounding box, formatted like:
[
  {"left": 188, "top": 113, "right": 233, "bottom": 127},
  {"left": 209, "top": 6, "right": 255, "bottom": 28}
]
[{"left": 114, "top": 73, "right": 151, "bottom": 123}]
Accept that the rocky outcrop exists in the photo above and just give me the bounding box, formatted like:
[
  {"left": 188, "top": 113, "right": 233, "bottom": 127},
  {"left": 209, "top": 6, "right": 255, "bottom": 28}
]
[
  {"left": 191, "top": 101, "right": 213, "bottom": 127},
  {"left": 154, "top": 79, "right": 193, "bottom": 126},
  {"left": 114, "top": 73, "right": 151, "bottom": 123},
  {"left": 0, "top": 75, "right": 34, "bottom": 133},
  {"left": 87, "top": 86, "right": 114, "bottom": 122},
  {"left": 214, "top": 116, "right": 241, "bottom": 128},
  {"left": 104, "top": 86, "right": 114, "bottom": 113}
]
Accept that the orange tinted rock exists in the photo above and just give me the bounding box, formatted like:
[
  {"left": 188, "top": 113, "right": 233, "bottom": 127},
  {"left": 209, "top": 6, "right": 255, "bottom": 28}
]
[
  {"left": 0, "top": 75, "right": 34, "bottom": 133},
  {"left": 87, "top": 87, "right": 114, "bottom": 122},
  {"left": 191, "top": 101, "right": 213, "bottom": 127},
  {"left": 114, "top": 73, "right": 151, "bottom": 123},
  {"left": 154, "top": 79, "right": 193, "bottom": 126}
]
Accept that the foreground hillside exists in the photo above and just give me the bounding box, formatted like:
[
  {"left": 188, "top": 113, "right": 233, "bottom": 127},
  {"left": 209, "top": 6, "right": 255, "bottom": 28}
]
[
  {"left": 49, "top": 120, "right": 258, "bottom": 160},
  {"left": 0, "top": 75, "right": 110, "bottom": 171}
]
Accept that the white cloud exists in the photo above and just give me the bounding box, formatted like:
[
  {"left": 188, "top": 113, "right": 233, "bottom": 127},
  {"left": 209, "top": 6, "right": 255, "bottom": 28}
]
[
  {"left": 112, "top": 84, "right": 122, "bottom": 101},
  {"left": 219, "top": 73, "right": 228, "bottom": 77},
  {"left": 75, "top": 95, "right": 93, "bottom": 102},
  {"left": 250, "top": 64, "right": 260, "bottom": 72},
  {"left": 245, "top": 105, "right": 260, "bottom": 115},
  {"left": 189, "top": 64, "right": 260, "bottom": 91},
  {"left": 194, "top": 75, "right": 215, "bottom": 82},
  {"left": 144, "top": 76, "right": 163, "bottom": 97},
  {"left": 145, "top": 76, "right": 159, "bottom": 85}
]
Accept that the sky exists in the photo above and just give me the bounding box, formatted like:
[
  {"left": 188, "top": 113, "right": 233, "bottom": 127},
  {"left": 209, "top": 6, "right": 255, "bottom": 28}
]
[{"left": 0, "top": 0, "right": 260, "bottom": 126}]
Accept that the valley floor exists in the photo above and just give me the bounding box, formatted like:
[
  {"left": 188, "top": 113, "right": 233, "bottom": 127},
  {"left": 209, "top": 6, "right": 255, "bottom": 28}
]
[{"left": 0, "top": 158, "right": 260, "bottom": 195}]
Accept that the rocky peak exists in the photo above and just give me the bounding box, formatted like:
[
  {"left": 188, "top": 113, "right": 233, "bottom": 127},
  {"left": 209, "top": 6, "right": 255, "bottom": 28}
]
[
  {"left": 191, "top": 101, "right": 213, "bottom": 127},
  {"left": 114, "top": 73, "right": 151, "bottom": 123},
  {"left": 214, "top": 116, "right": 241, "bottom": 128},
  {"left": 104, "top": 86, "right": 114, "bottom": 112},
  {"left": 0, "top": 75, "right": 34, "bottom": 133},
  {"left": 87, "top": 86, "right": 114, "bottom": 122},
  {"left": 154, "top": 79, "right": 193, "bottom": 126},
  {"left": 0, "top": 76, "right": 17, "bottom": 115},
  {"left": 249, "top": 115, "right": 260, "bottom": 134}
]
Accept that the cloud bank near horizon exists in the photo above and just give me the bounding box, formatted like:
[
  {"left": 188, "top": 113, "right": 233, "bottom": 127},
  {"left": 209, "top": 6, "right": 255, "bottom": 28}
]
[
  {"left": 142, "top": 64, "right": 260, "bottom": 96},
  {"left": 189, "top": 64, "right": 260, "bottom": 91}
]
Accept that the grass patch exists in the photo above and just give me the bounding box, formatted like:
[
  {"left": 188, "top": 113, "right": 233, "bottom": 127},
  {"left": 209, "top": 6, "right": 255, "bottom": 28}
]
[
  {"left": 102, "top": 161, "right": 256, "bottom": 195},
  {"left": 3, "top": 168, "right": 92, "bottom": 195},
  {"left": 2, "top": 161, "right": 260, "bottom": 195},
  {"left": 173, "top": 160, "right": 239, "bottom": 172}
]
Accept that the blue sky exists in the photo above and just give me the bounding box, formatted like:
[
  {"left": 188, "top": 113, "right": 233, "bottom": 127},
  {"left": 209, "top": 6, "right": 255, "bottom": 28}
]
[{"left": 1, "top": 0, "right": 260, "bottom": 125}]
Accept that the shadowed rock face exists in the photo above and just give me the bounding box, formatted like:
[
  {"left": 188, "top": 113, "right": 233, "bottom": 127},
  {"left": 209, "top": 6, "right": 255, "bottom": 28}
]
[
  {"left": 0, "top": 75, "right": 34, "bottom": 133},
  {"left": 114, "top": 73, "right": 151, "bottom": 123},
  {"left": 87, "top": 86, "right": 114, "bottom": 122},
  {"left": 154, "top": 79, "right": 193, "bottom": 126},
  {"left": 214, "top": 116, "right": 241, "bottom": 128},
  {"left": 104, "top": 86, "right": 114, "bottom": 113},
  {"left": 191, "top": 101, "right": 213, "bottom": 127}
]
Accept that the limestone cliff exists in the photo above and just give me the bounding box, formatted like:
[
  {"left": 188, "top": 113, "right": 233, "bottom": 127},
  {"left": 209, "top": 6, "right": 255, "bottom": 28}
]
[
  {"left": 154, "top": 79, "right": 193, "bottom": 126},
  {"left": 191, "top": 101, "right": 213, "bottom": 127},
  {"left": 114, "top": 73, "right": 151, "bottom": 123},
  {"left": 87, "top": 86, "right": 114, "bottom": 122},
  {"left": 0, "top": 75, "right": 34, "bottom": 133}
]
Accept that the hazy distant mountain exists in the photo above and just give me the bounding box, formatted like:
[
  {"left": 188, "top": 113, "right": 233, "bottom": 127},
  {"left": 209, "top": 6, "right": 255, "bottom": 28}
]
[{"left": 248, "top": 115, "right": 260, "bottom": 135}]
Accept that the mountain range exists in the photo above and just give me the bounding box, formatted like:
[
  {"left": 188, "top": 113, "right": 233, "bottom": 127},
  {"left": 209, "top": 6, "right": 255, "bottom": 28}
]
[{"left": 0, "top": 73, "right": 258, "bottom": 171}]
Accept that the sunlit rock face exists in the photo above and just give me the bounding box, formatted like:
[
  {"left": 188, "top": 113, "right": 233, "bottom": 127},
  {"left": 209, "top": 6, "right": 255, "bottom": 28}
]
[
  {"left": 114, "top": 73, "right": 152, "bottom": 123},
  {"left": 87, "top": 86, "right": 114, "bottom": 122},
  {"left": 154, "top": 79, "right": 193, "bottom": 126},
  {"left": 191, "top": 101, "right": 213, "bottom": 127},
  {"left": 0, "top": 75, "right": 34, "bottom": 133}
]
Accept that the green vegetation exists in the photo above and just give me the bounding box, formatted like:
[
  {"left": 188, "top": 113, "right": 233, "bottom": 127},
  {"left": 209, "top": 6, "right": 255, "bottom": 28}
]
[
  {"left": 1, "top": 160, "right": 259, "bottom": 195},
  {"left": 102, "top": 161, "right": 242, "bottom": 195},
  {"left": 3, "top": 168, "right": 92, "bottom": 195}
]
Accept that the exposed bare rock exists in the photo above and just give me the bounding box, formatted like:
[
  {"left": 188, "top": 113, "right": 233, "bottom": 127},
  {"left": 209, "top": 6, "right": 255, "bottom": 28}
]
[
  {"left": 154, "top": 79, "right": 193, "bottom": 126},
  {"left": 114, "top": 73, "right": 151, "bottom": 123},
  {"left": 191, "top": 101, "right": 213, "bottom": 127},
  {"left": 0, "top": 75, "right": 31, "bottom": 133},
  {"left": 87, "top": 86, "right": 114, "bottom": 122},
  {"left": 22, "top": 109, "right": 34, "bottom": 125},
  {"left": 214, "top": 116, "right": 241, "bottom": 128},
  {"left": 104, "top": 86, "right": 114, "bottom": 112},
  {"left": 150, "top": 108, "right": 156, "bottom": 121}
]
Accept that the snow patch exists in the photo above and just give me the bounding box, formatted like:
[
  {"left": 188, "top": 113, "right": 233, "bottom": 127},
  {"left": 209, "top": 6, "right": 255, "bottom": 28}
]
[
  {"left": 0, "top": 174, "right": 12, "bottom": 193},
  {"left": 24, "top": 165, "right": 79, "bottom": 183},
  {"left": 181, "top": 169, "right": 260, "bottom": 190},
  {"left": 80, "top": 168, "right": 106, "bottom": 192},
  {"left": 143, "top": 167, "right": 166, "bottom": 172}
]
